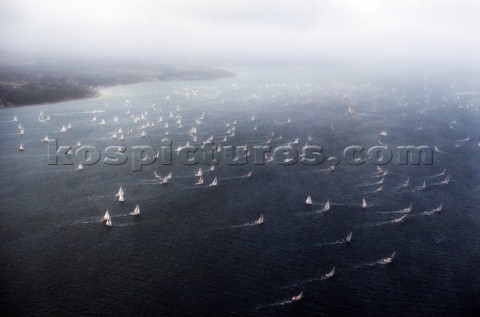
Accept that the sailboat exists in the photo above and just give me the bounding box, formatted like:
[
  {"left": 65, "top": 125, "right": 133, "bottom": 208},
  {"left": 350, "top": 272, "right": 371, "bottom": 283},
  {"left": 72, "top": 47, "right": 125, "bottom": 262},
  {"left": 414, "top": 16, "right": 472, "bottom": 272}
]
[
  {"left": 440, "top": 175, "right": 449, "bottom": 185},
  {"left": 306, "top": 195, "right": 312, "bottom": 205},
  {"left": 13, "top": 115, "right": 18, "bottom": 122},
  {"left": 292, "top": 291, "right": 303, "bottom": 302},
  {"left": 18, "top": 143, "right": 25, "bottom": 151},
  {"left": 382, "top": 251, "right": 396, "bottom": 264},
  {"left": 76, "top": 140, "right": 81, "bottom": 147},
  {"left": 91, "top": 115, "right": 97, "bottom": 122},
  {"left": 196, "top": 176, "right": 204, "bottom": 185},
  {"left": 130, "top": 204, "right": 140, "bottom": 216},
  {"left": 43, "top": 135, "right": 49, "bottom": 142},
  {"left": 76, "top": 163, "right": 83, "bottom": 171},
  {"left": 195, "top": 168, "right": 202, "bottom": 177},
  {"left": 420, "top": 179, "right": 426, "bottom": 189},
  {"left": 376, "top": 178, "right": 385, "bottom": 185},
  {"left": 102, "top": 210, "right": 110, "bottom": 221},
  {"left": 19, "top": 128, "right": 25, "bottom": 135},
  {"left": 245, "top": 171, "right": 252, "bottom": 178},
  {"left": 116, "top": 187, "right": 125, "bottom": 202},
  {"left": 432, "top": 204, "right": 442, "bottom": 213},
  {"left": 154, "top": 170, "right": 161, "bottom": 179},
  {"left": 105, "top": 218, "right": 112, "bottom": 227},
  {"left": 210, "top": 165, "right": 215, "bottom": 171},
  {"left": 141, "top": 130, "right": 146, "bottom": 137},
  {"left": 325, "top": 266, "right": 336, "bottom": 279},
  {"left": 100, "top": 119, "right": 106, "bottom": 125},
  {"left": 67, "top": 123, "right": 72, "bottom": 130},
  {"left": 209, "top": 177, "right": 218, "bottom": 187},
  {"left": 402, "top": 176, "right": 410, "bottom": 187},
  {"left": 362, "top": 198, "right": 367, "bottom": 209},
  {"left": 60, "top": 125, "right": 67, "bottom": 132},
  {"left": 379, "top": 130, "right": 387, "bottom": 137},
  {"left": 393, "top": 214, "right": 406, "bottom": 223},
  {"left": 322, "top": 200, "right": 330, "bottom": 212},
  {"left": 403, "top": 202, "right": 412, "bottom": 213},
  {"left": 255, "top": 214, "right": 264, "bottom": 225},
  {"left": 344, "top": 232, "right": 353, "bottom": 243},
  {"left": 375, "top": 186, "right": 383, "bottom": 192}
]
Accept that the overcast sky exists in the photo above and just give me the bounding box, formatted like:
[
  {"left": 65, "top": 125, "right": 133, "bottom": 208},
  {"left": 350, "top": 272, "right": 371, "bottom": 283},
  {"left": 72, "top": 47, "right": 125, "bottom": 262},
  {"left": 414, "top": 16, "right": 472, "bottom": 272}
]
[{"left": 1, "top": 0, "right": 479, "bottom": 64}]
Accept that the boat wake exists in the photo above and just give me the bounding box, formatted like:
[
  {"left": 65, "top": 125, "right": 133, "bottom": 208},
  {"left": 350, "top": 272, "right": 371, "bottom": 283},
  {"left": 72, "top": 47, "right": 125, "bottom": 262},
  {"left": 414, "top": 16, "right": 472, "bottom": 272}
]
[
  {"left": 355, "top": 217, "right": 404, "bottom": 228},
  {"left": 215, "top": 222, "right": 256, "bottom": 230},
  {"left": 255, "top": 299, "right": 293, "bottom": 311},
  {"left": 315, "top": 240, "right": 344, "bottom": 247}
]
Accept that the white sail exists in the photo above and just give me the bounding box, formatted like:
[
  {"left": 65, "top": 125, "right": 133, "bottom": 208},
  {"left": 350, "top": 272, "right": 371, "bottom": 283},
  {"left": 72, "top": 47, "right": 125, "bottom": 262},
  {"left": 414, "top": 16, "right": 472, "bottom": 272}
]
[
  {"left": 325, "top": 266, "right": 335, "bottom": 279},
  {"left": 141, "top": 130, "right": 146, "bottom": 137},
  {"left": 403, "top": 202, "right": 412, "bottom": 213},
  {"left": 432, "top": 204, "right": 442, "bottom": 212},
  {"left": 76, "top": 141, "right": 81, "bottom": 147},
  {"left": 115, "top": 187, "right": 124, "bottom": 197},
  {"left": 195, "top": 168, "right": 202, "bottom": 177},
  {"left": 306, "top": 195, "right": 312, "bottom": 205},
  {"left": 255, "top": 214, "right": 264, "bottom": 225},
  {"left": 245, "top": 171, "right": 252, "bottom": 178},
  {"left": 421, "top": 179, "right": 426, "bottom": 188},
  {"left": 119, "top": 193, "right": 124, "bottom": 202},
  {"left": 60, "top": 125, "right": 66, "bottom": 132},
  {"left": 102, "top": 210, "right": 110, "bottom": 221},
  {"left": 91, "top": 115, "right": 97, "bottom": 122},
  {"left": 394, "top": 214, "right": 406, "bottom": 223},
  {"left": 130, "top": 204, "right": 140, "bottom": 216},
  {"left": 67, "top": 123, "right": 72, "bottom": 130},
  {"left": 76, "top": 163, "right": 83, "bottom": 171},
  {"left": 345, "top": 232, "right": 352, "bottom": 243},
  {"left": 19, "top": 128, "right": 25, "bottom": 135},
  {"left": 18, "top": 143, "right": 25, "bottom": 151},
  {"left": 383, "top": 251, "right": 396, "bottom": 263},
  {"left": 154, "top": 171, "right": 161, "bottom": 179},
  {"left": 13, "top": 115, "right": 18, "bottom": 122},
  {"left": 210, "top": 165, "right": 215, "bottom": 171},
  {"left": 376, "top": 186, "right": 383, "bottom": 192},
  {"left": 209, "top": 177, "right": 218, "bottom": 186},
  {"left": 100, "top": 119, "right": 106, "bottom": 125},
  {"left": 441, "top": 175, "right": 449, "bottom": 184},
  {"left": 403, "top": 176, "right": 410, "bottom": 187},
  {"left": 322, "top": 200, "right": 330, "bottom": 212},
  {"left": 292, "top": 291, "right": 303, "bottom": 302},
  {"left": 105, "top": 218, "right": 112, "bottom": 227},
  {"left": 196, "top": 176, "right": 204, "bottom": 185},
  {"left": 362, "top": 198, "right": 367, "bottom": 209}
]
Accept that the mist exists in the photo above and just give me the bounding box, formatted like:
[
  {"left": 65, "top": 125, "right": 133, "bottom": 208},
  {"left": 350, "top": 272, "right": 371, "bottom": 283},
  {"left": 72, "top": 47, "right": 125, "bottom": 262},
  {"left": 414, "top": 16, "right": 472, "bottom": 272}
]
[{"left": 1, "top": 0, "right": 480, "bottom": 65}]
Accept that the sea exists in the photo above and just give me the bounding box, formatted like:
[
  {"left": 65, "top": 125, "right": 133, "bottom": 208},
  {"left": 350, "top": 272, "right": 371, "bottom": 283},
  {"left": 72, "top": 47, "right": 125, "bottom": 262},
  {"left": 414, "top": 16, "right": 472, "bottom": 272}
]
[{"left": 1, "top": 66, "right": 479, "bottom": 316}]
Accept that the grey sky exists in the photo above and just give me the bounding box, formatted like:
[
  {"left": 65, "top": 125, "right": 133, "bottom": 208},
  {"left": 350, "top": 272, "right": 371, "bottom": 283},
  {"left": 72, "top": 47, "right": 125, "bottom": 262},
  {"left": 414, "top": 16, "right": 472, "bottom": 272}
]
[{"left": 1, "top": 0, "right": 479, "bottom": 64}]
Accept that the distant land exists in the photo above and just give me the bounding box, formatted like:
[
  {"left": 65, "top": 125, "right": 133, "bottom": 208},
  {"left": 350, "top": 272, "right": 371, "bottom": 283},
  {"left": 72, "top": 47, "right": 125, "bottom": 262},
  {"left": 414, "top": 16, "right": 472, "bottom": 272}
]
[{"left": 0, "top": 52, "right": 235, "bottom": 107}]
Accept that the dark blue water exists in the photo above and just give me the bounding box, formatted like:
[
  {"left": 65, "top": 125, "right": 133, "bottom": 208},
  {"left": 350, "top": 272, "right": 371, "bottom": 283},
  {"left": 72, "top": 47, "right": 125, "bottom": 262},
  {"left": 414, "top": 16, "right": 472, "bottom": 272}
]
[{"left": 1, "top": 67, "right": 479, "bottom": 316}]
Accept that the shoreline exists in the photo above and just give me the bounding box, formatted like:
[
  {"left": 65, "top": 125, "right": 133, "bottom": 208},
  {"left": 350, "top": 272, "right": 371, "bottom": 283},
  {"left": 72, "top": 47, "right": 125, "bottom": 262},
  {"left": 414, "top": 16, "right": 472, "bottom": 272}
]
[{"left": 0, "top": 76, "right": 234, "bottom": 109}]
